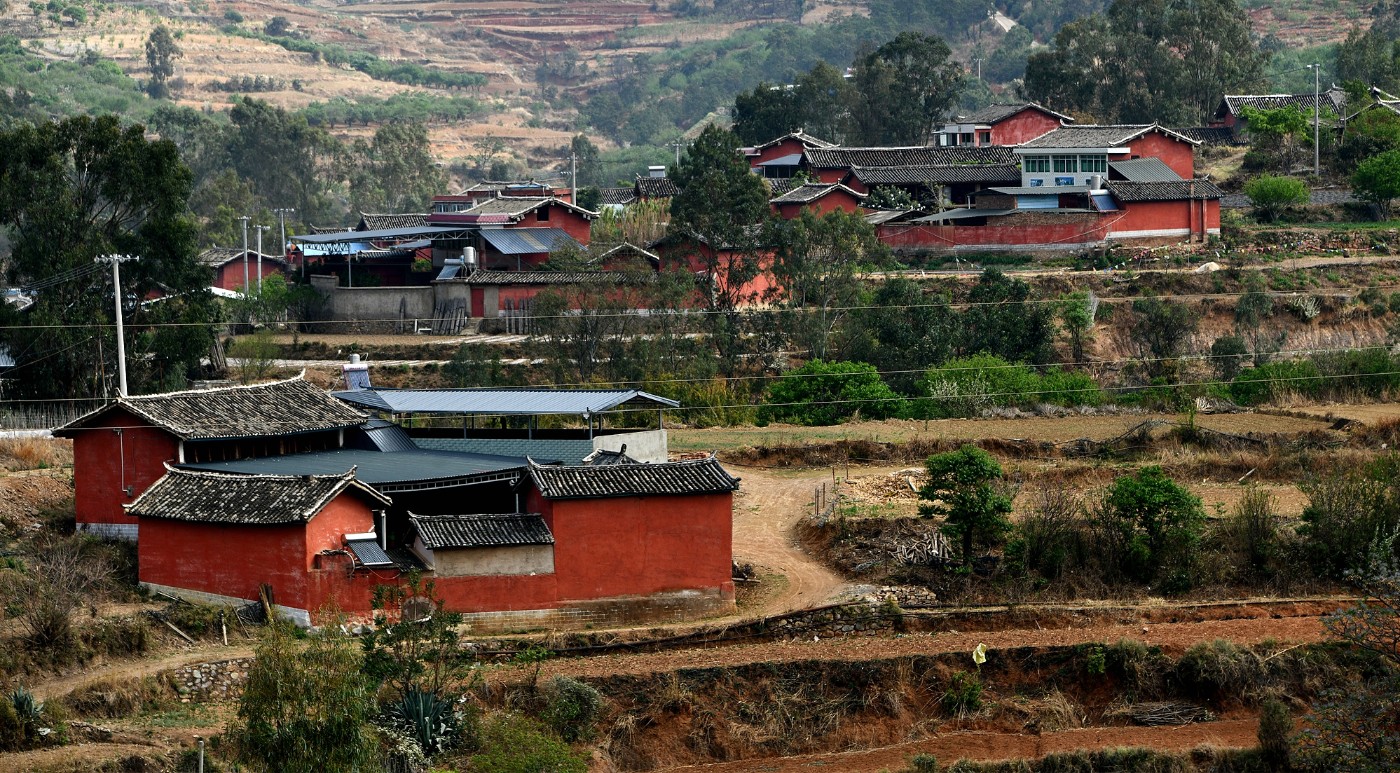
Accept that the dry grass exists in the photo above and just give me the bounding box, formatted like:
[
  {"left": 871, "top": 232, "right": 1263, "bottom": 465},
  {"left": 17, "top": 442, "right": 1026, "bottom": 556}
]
[{"left": 0, "top": 437, "right": 71, "bottom": 472}]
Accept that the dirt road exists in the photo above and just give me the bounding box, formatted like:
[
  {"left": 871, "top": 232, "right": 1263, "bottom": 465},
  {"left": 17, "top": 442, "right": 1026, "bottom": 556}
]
[
  {"left": 32, "top": 643, "right": 255, "bottom": 702},
  {"left": 729, "top": 466, "right": 850, "bottom": 614}
]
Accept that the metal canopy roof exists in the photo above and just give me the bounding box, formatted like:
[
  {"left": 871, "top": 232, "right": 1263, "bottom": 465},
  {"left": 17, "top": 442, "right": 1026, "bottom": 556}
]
[
  {"left": 293, "top": 225, "right": 470, "bottom": 244},
  {"left": 180, "top": 448, "right": 531, "bottom": 487},
  {"left": 479, "top": 227, "right": 581, "bottom": 255},
  {"left": 912, "top": 208, "right": 1016, "bottom": 223},
  {"left": 1108, "top": 158, "right": 1184, "bottom": 183},
  {"left": 757, "top": 153, "right": 803, "bottom": 166},
  {"left": 332, "top": 388, "right": 679, "bottom": 416}
]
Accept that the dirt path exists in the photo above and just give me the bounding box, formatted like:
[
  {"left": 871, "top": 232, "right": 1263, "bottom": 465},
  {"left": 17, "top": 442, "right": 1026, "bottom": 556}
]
[
  {"left": 659, "top": 718, "right": 1261, "bottom": 772},
  {"left": 525, "top": 614, "right": 1326, "bottom": 683},
  {"left": 729, "top": 466, "right": 850, "bottom": 615},
  {"left": 32, "top": 643, "right": 255, "bottom": 702}
]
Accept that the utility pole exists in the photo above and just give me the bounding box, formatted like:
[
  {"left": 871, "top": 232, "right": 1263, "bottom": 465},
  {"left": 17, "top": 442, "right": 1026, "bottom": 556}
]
[
  {"left": 668, "top": 139, "right": 685, "bottom": 167},
  {"left": 94, "top": 254, "right": 139, "bottom": 397},
  {"left": 238, "top": 215, "right": 251, "bottom": 294},
  {"left": 1309, "top": 63, "right": 1321, "bottom": 176},
  {"left": 254, "top": 225, "right": 270, "bottom": 293},
  {"left": 272, "top": 207, "right": 295, "bottom": 276},
  {"left": 569, "top": 152, "right": 577, "bottom": 206}
]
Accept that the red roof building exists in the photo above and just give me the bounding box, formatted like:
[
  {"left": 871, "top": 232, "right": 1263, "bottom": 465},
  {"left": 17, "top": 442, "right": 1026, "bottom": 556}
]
[
  {"left": 770, "top": 182, "right": 867, "bottom": 219},
  {"left": 198, "top": 248, "right": 287, "bottom": 293},
  {"left": 937, "top": 103, "right": 1072, "bottom": 147}
]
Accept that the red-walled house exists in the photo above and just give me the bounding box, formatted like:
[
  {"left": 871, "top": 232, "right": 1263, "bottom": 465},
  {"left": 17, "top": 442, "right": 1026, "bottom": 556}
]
[
  {"left": 937, "top": 103, "right": 1072, "bottom": 147},
  {"left": 463, "top": 270, "right": 662, "bottom": 319},
  {"left": 53, "top": 377, "right": 368, "bottom": 540},
  {"left": 744, "top": 130, "right": 837, "bottom": 178},
  {"left": 648, "top": 232, "right": 778, "bottom": 305},
  {"left": 1014, "top": 124, "right": 1199, "bottom": 182},
  {"left": 130, "top": 467, "right": 394, "bottom": 627},
  {"left": 848, "top": 162, "right": 1022, "bottom": 206},
  {"left": 803, "top": 145, "right": 1017, "bottom": 186},
  {"left": 1211, "top": 92, "right": 1346, "bottom": 141},
  {"left": 770, "top": 183, "right": 867, "bottom": 218},
  {"left": 199, "top": 248, "right": 287, "bottom": 293},
  {"left": 428, "top": 196, "right": 595, "bottom": 270}
]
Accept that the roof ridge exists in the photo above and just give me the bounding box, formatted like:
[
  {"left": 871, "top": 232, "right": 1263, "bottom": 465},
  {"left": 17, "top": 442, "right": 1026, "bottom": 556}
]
[{"left": 122, "top": 372, "right": 309, "bottom": 403}]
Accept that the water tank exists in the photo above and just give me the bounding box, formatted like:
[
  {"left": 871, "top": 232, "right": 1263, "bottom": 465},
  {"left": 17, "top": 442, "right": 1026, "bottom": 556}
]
[
  {"left": 648, "top": 165, "right": 667, "bottom": 178},
  {"left": 1090, "top": 175, "right": 1105, "bottom": 191},
  {"left": 463, "top": 246, "right": 478, "bottom": 269}
]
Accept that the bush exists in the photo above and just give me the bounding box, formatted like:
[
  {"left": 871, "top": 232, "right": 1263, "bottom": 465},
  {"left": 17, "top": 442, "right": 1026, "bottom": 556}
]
[
  {"left": 540, "top": 676, "right": 603, "bottom": 743},
  {"left": 941, "top": 671, "right": 983, "bottom": 715},
  {"left": 1005, "top": 489, "right": 1083, "bottom": 580},
  {"left": 1210, "top": 335, "right": 1249, "bottom": 381},
  {"left": 1174, "top": 640, "right": 1261, "bottom": 700},
  {"left": 0, "top": 695, "right": 22, "bottom": 752},
  {"left": 1101, "top": 466, "right": 1206, "bottom": 588},
  {"left": 469, "top": 712, "right": 588, "bottom": 773},
  {"left": 1244, "top": 175, "right": 1308, "bottom": 222},
  {"left": 1229, "top": 359, "right": 1323, "bottom": 405},
  {"left": 1214, "top": 487, "right": 1283, "bottom": 578},
  {"left": 1258, "top": 697, "right": 1292, "bottom": 769},
  {"left": 761, "top": 359, "right": 904, "bottom": 425},
  {"left": 917, "top": 354, "right": 1101, "bottom": 419},
  {"left": 1299, "top": 465, "right": 1400, "bottom": 578}
]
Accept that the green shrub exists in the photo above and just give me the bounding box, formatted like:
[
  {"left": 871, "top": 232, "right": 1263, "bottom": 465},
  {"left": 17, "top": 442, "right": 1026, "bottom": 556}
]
[
  {"left": 469, "top": 712, "right": 587, "bottom": 773},
  {"left": 909, "top": 753, "right": 940, "bottom": 772},
  {"left": 1174, "top": 640, "right": 1262, "bottom": 699},
  {"left": 1101, "top": 466, "right": 1206, "bottom": 588},
  {"left": 1229, "top": 359, "right": 1322, "bottom": 405},
  {"left": 1244, "top": 175, "right": 1308, "bottom": 222},
  {"left": 1312, "top": 348, "right": 1400, "bottom": 397},
  {"left": 0, "top": 696, "right": 22, "bottom": 752},
  {"left": 388, "top": 688, "right": 459, "bottom": 755},
  {"left": 1299, "top": 464, "right": 1400, "bottom": 578},
  {"left": 941, "top": 671, "right": 983, "bottom": 715},
  {"left": 1105, "top": 639, "right": 1167, "bottom": 698},
  {"left": 917, "top": 354, "right": 1101, "bottom": 419},
  {"left": 761, "top": 359, "right": 904, "bottom": 425},
  {"left": 1210, "top": 335, "right": 1249, "bottom": 381},
  {"left": 540, "top": 676, "right": 603, "bottom": 743},
  {"left": 1258, "top": 697, "right": 1292, "bottom": 769}
]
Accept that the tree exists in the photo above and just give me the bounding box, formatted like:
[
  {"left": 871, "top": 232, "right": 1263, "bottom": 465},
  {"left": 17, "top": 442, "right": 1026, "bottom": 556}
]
[
  {"left": 228, "top": 98, "right": 343, "bottom": 225},
  {"left": 230, "top": 621, "right": 379, "bottom": 773},
  {"left": 867, "top": 185, "right": 917, "bottom": 211},
  {"left": 1101, "top": 466, "right": 1206, "bottom": 586},
  {"left": 1335, "top": 2, "right": 1400, "bottom": 93},
  {"left": 850, "top": 33, "right": 963, "bottom": 145},
  {"left": 919, "top": 445, "right": 1014, "bottom": 567},
  {"left": 760, "top": 360, "right": 904, "bottom": 425},
  {"left": 1023, "top": 0, "right": 1267, "bottom": 125},
  {"left": 842, "top": 278, "right": 957, "bottom": 394},
  {"left": 1239, "top": 106, "right": 1312, "bottom": 173},
  {"left": 1352, "top": 149, "right": 1400, "bottom": 219},
  {"left": 0, "top": 115, "right": 217, "bottom": 399},
  {"left": 792, "top": 62, "right": 855, "bottom": 144},
  {"left": 668, "top": 125, "right": 772, "bottom": 372},
  {"left": 1059, "top": 291, "right": 1095, "bottom": 364},
  {"left": 959, "top": 269, "right": 1057, "bottom": 365},
  {"left": 350, "top": 121, "right": 447, "bottom": 214},
  {"left": 144, "top": 25, "right": 181, "bottom": 99},
  {"left": 1129, "top": 296, "right": 1198, "bottom": 377},
  {"left": 768, "top": 208, "right": 889, "bottom": 359},
  {"left": 1209, "top": 335, "right": 1249, "bottom": 381},
  {"left": 732, "top": 82, "right": 798, "bottom": 146},
  {"left": 570, "top": 133, "right": 601, "bottom": 187},
  {"left": 1244, "top": 174, "right": 1308, "bottom": 222}
]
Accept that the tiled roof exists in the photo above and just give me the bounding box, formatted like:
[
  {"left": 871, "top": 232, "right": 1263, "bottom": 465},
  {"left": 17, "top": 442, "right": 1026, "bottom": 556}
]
[
  {"left": 464, "top": 270, "right": 653, "bottom": 286},
  {"left": 527, "top": 456, "right": 740, "bottom": 500},
  {"left": 806, "top": 146, "right": 1015, "bottom": 169},
  {"left": 459, "top": 180, "right": 553, "bottom": 195},
  {"left": 464, "top": 196, "right": 596, "bottom": 220},
  {"left": 1106, "top": 180, "right": 1224, "bottom": 202},
  {"left": 852, "top": 164, "right": 1021, "bottom": 185},
  {"left": 766, "top": 178, "right": 802, "bottom": 197},
  {"left": 126, "top": 466, "right": 390, "bottom": 525},
  {"left": 410, "top": 512, "right": 554, "bottom": 549},
  {"left": 197, "top": 247, "right": 283, "bottom": 268},
  {"left": 953, "top": 103, "right": 1072, "bottom": 125},
  {"left": 1220, "top": 93, "right": 1345, "bottom": 117},
  {"left": 1018, "top": 124, "right": 1197, "bottom": 148},
  {"left": 752, "top": 130, "right": 838, "bottom": 151},
  {"left": 635, "top": 176, "right": 681, "bottom": 198},
  {"left": 581, "top": 447, "right": 641, "bottom": 465},
  {"left": 55, "top": 376, "right": 367, "bottom": 441},
  {"left": 1107, "top": 157, "right": 1184, "bottom": 183},
  {"left": 593, "top": 242, "right": 661, "bottom": 267},
  {"left": 335, "top": 387, "right": 678, "bottom": 416},
  {"left": 358, "top": 213, "right": 428, "bottom": 231},
  {"left": 1170, "top": 127, "right": 1238, "bottom": 145},
  {"left": 598, "top": 187, "right": 637, "bottom": 206},
  {"left": 770, "top": 182, "right": 866, "bottom": 204},
  {"left": 864, "top": 209, "right": 917, "bottom": 224}
]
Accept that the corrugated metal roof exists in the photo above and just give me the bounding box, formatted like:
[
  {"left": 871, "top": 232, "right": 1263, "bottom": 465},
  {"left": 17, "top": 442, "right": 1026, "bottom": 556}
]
[
  {"left": 864, "top": 209, "right": 917, "bottom": 225},
  {"left": 464, "top": 270, "right": 654, "bottom": 286},
  {"left": 479, "top": 228, "right": 582, "bottom": 255},
  {"left": 292, "top": 226, "right": 467, "bottom": 244},
  {"left": 411, "top": 512, "right": 554, "bottom": 549},
  {"left": 349, "top": 419, "right": 421, "bottom": 453},
  {"left": 528, "top": 457, "right": 740, "bottom": 499},
  {"left": 1108, "top": 158, "right": 1184, "bottom": 183},
  {"left": 333, "top": 388, "right": 679, "bottom": 416},
  {"left": 912, "top": 208, "right": 1017, "bottom": 223},
  {"left": 757, "top": 153, "right": 804, "bottom": 167},
  {"left": 181, "top": 448, "right": 528, "bottom": 486},
  {"left": 987, "top": 186, "right": 1090, "bottom": 195}
]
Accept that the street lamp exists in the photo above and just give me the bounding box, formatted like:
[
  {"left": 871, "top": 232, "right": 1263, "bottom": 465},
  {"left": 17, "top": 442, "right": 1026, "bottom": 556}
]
[{"left": 1307, "top": 63, "right": 1321, "bottom": 176}]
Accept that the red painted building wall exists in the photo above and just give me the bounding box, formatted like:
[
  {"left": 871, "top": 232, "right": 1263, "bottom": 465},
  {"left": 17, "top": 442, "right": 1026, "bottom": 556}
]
[
  {"left": 529, "top": 489, "right": 734, "bottom": 602},
  {"left": 774, "top": 189, "right": 865, "bottom": 219},
  {"left": 1112, "top": 199, "right": 1221, "bottom": 238},
  {"left": 877, "top": 215, "right": 1113, "bottom": 251},
  {"left": 211, "top": 260, "right": 286, "bottom": 292},
  {"left": 509, "top": 206, "right": 592, "bottom": 245},
  {"left": 990, "top": 110, "right": 1065, "bottom": 146},
  {"left": 813, "top": 168, "right": 850, "bottom": 185},
  {"left": 751, "top": 138, "right": 809, "bottom": 169},
  {"left": 1121, "top": 133, "right": 1196, "bottom": 179},
  {"left": 71, "top": 409, "right": 179, "bottom": 530}
]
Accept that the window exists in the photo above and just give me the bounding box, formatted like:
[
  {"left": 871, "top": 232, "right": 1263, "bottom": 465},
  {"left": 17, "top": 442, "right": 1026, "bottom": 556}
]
[
  {"left": 1024, "top": 155, "right": 1051, "bottom": 173},
  {"left": 961, "top": 132, "right": 974, "bottom": 144},
  {"left": 978, "top": 131, "right": 992, "bottom": 145},
  {"left": 538, "top": 205, "right": 550, "bottom": 221},
  {"left": 1079, "top": 155, "right": 1107, "bottom": 173},
  {"left": 1053, "top": 155, "right": 1077, "bottom": 173}
]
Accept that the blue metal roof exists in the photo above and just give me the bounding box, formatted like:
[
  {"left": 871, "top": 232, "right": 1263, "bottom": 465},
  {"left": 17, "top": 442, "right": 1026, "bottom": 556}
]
[
  {"left": 333, "top": 388, "right": 679, "bottom": 416},
  {"left": 293, "top": 226, "right": 468, "bottom": 244},
  {"left": 180, "top": 448, "right": 527, "bottom": 487},
  {"left": 479, "top": 228, "right": 581, "bottom": 255}
]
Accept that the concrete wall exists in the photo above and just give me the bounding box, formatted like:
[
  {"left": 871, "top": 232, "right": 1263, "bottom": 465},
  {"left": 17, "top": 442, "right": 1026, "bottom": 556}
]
[
  {"left": 422, "top": 539, "right": 556, "bottom": 577},
  {"left": 594, "top": 429, "right": 668, "bottom": 463}
]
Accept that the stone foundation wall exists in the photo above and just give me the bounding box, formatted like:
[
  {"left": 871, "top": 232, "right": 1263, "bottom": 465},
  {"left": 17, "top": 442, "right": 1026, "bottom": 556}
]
[{"left": 170, "top": 658, "right": 253, "bottom": 702}]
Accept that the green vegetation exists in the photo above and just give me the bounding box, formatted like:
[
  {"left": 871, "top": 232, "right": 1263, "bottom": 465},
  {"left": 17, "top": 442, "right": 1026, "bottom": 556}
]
[
  {"left": 229, "top": 28, "right": 487, "bottom": 91},
  {"left": 0, "top": 36, "right": 148, "bottom": 123},
  {"left": 919, "top": 445, "right": 1014, "bottom": 567},
  {"left": 761, "top": 360, "right": 904, "bottom": 425},
  {"left": 1245, "top": 175, "right": 1310, "bottom": 222}
]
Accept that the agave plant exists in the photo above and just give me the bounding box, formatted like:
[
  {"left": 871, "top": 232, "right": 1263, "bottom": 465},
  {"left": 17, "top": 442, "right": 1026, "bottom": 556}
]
[
  {"left": 9, "top": 687, "right": 42, "bottom": 734},
  {"left": 389, "top": 688, "right": 458, "bottom": 756}
]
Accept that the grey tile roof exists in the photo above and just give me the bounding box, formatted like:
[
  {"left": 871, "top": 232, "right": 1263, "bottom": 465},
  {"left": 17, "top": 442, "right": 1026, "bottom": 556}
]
[
  {"left": 126, "top": 466, "right": 389, "bottom": 525},
  {"left": 1220, "top": 93, "right": 1345, "bottom": 117},
  {"left": 1170, "top": 127, "right": 1238, "bottom": 145},
  {"left": 806, "top": 146, "right": 1015, "bottom": 168},
  {"left": 864, "top": 209, "right": 918, "bottom": 224},
  {"left": 635, "top": 176, "right": 681, "bottom": 198},
  {"left": 953, "top": 103, "right": 1071, "bottom": 125},
  {"left": 1018, "top": 124, "right": 1197, "bottom": 148},
  {"left": 410, "top": 512, "right": 554, "bottom": 549},
  {"left": 1107, "top": 157, "right": 1184, "bottom": 183},
  {"left": 581, "top": 447, "right": 641, "bottom": 465},
  {"left": 459, "top": 180, "right": 553, "bottom": 195},
  {"left": 197, "top": 247, "right": 283, "bottom": 268},
  {"left": 593, "top": 242, "right": 661, "bottom": 267},
  {"left": 334, "top": 388, "right": 679, "bottom": 416},
  {"left": 528, "top": 456, "right": 740, "bottom": 500},
  {"left": 54, "top": 376, "right": 367, "bottom": 441},
  {"left": 1106, "top": 180, "right": 1224, "bottom": 202},
  {"left": 770, "top": 182, "right": 866, "bottom": 204},
  {"left": 765, "top": 178, "right": 802, "bottom": 197},
  {"left": 358, "top": 213, "right": 428, "bottom": 231},
  {"left": 464, "top": 270, "right": 654, "bottom": 286},
  {"left": 465, "top": 197, "right": 597, "bottom": 220},
  {"left": 852, "top": 164, "right": 1021, "bottom": 185},
  {"left": 598, "top": 187, "right": 637, "bottom": 206}
]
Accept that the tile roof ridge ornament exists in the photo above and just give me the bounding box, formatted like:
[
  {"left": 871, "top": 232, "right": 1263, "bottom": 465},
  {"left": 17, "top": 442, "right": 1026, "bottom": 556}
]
[{"left": 120, "top": 372, "right": 309, "bottom": 402}]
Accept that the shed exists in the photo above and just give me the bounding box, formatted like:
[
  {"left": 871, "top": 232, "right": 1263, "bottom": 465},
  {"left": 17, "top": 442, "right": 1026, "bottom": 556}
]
[{"left": 409, "top": 512, "right": 555, "bottom": 577}]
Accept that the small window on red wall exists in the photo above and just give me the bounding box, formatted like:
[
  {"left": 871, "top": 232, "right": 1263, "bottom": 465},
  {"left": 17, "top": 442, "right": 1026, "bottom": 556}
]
[{"left": 538, "top": 205, "right": 550, "bottom": 221}]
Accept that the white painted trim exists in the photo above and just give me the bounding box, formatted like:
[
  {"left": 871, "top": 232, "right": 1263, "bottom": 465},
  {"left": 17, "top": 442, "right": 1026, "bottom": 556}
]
[
  {"left": 141, "top": 581, "right": 311, "bottom": 627},
  {"left": 1107, "top": 228, "right": 1191, "bottom": 239}
]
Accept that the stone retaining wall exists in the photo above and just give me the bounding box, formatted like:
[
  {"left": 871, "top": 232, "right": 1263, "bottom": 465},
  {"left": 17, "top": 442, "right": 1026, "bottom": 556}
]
[{"left": 169, "top": 658, "right": 253, "bottom": 702}]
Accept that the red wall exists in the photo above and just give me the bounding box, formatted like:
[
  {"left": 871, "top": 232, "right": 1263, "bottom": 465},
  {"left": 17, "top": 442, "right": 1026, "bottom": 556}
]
[
  {"left": 139, "top": 494, "right": 375, "bottom": 612},
  {"left": 878, "top": 217, "right": 1113, "bottom": 250},
  {"left": 213, "top": 260, "right": 286, "bottom": 292},
  {"left": 672, "top": 245, "right": 776, "bottom": 304},
  {"left": 774, "top": 190, "right": 864, "bottom": 219},
  {"left": 814, "top": 168, "right": 849, "bottom": 185},
  {"left": 1112, "top": 199, "right": 1221, "bottom": 238},
  {"left": 510, "top": 206, "right": 592, "bottom": 245},
  {"left": 1123, "top": 133, "right": 1196, "bottom": 178},
  {"left": 991, "top": 110, "right": 1064, "bottom": 146},
  {"left": 530, "top": 489, "right": 734, "bottom": 601},
  {"left": 751, "top": 138, "right": 808, "bottom": 169},
  {"left": 71, "top": 409, "right": 179, "bottom": 528}
]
